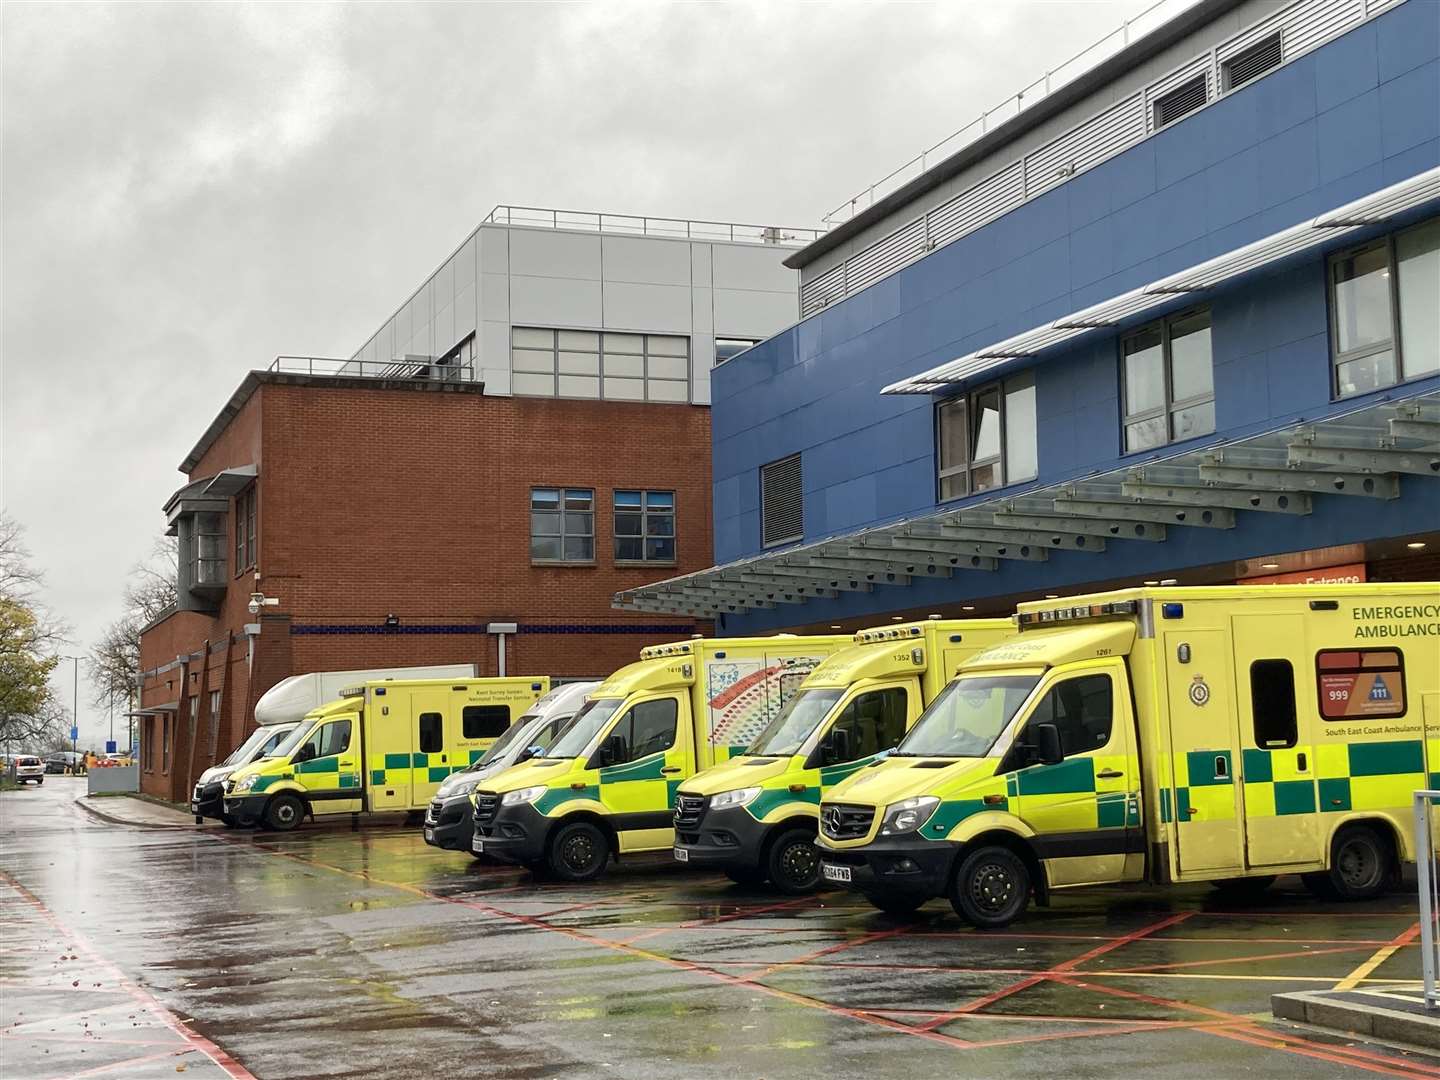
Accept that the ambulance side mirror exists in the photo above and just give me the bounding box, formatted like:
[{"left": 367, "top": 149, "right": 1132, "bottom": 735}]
[
  {"left": 826, "top": 727, "right": 851, "bottom": 765},
  {"left": 1032, "top": 723, "right": 1063, "bottom": 767},
  {"left": 293, "top": 745, "right": 316, "bottom": 764},
  {"left": 597, "top": 733, "right": 626, "bottom": 767}
]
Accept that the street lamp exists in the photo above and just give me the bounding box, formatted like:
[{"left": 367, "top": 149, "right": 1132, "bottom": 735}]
[{"left": 61, "top": 655, "right": 83, "bottom": 773}]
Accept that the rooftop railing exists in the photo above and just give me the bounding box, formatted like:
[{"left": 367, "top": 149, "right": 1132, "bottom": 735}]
[
  {"left": 268, "top": 356, "right": 474, "bottom": 382},
  {"left": 482, "top": 205, "right": 824, "bottom": 246},
  {"left": 821, "top": 0, "right": 1200, "bottom": 226}
]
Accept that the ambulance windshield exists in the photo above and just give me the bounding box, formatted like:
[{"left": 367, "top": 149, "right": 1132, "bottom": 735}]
[
  {"left": 543, "top": 698, "right": 624, "bottom": 759},
  {"left": 266, "top": 719, "right": 320, "bottom": 760},
  {"left": 223, "top": 724, "right": 290, "bottom": 767},
  {"left": 893, "top": 675, "right": 1040, "bottom": 758},
  {"left": 746, "top": 689, "right": 844, "bottom": 757}
]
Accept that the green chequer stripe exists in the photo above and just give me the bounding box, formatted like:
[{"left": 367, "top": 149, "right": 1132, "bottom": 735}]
[
  {"left": 469, "top": 749, "right": 486, "bottom": 763},
  {"left": 821, "top": 756, "right": 873, "bottom": 787},
  {"left": 1160, "top": 787, "right": 1192, "bottom": 823},
  {"left": 1242, "top": 748, "right": 1272, "bottom": 783},
  {"left": 384, "top": 753, "right": 410, "bottom": 770},
  {"left": 428, "top": 767, "right": 451, "bottom": 783},
  {"left": 339, "top": 774, "right": 360, "bottom": 789},
  {"left": 1319, "top": 777, "right": 1352, "bottom": 812},
  {"left": 252, "top": 775, "right": 281, "bottom": 793},
  {"left": 1187, "top": 749, "right": 1232, "bottom": 787},
  {"left": 747, "top": 786, "right": 819, "bottom": 821},
  {"left": 371, "top": 770, "right": 385, "bottom": 785},
  {"left": 1274, "top": 779, "right": 1316, "bottom": 815},
  {"left": 1348, "top": 740, "right": 1424, "bottom": 777},
  {"left": 295, "top": 758, "right": 339, "bottom": 774},
  {"left": 1017, "top": 758, "right": 1094, "bottom": 796},
  {"left": 411, "top": 753, "right": 429, "bottom": 768},
  {"left": 921, "top": 799, "right": 996, "bottom": 839},
  {"left": 600, "top": 754, "right": 667, "bottom": 783},
  {"left": 536, "top": 786, "right": 600, "bottom": 814},
  {"left": 1098, "top": 792, "right": 1127, "bottom": 829}
]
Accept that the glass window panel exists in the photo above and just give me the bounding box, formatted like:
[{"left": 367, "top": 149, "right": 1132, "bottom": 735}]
[
  {"left": 614, "top": 512, "right": 643, "bottom": 537},
  {"left": 512, "top": 327, "right": 553, "bottom": 348},
  {"left": 714, "top": 338, "right": 756, "bottom": 365},
  {"left": 564, "top": 489, "right": 592, "bottom": 509},
  {"left": 647, "top": 355, "right": 688, "bottom": 380},
  {"left": 615, "top": 537, "right": 644, "bottom": 561},
  {"left": 1333, "top": 243, "right": 1394, "bottom": 354},
  {"left": 646, "top": 513, "right": 674, "bottom": 537},
  {"left": 558, "top": 351, "right": 600, "bottom": 375},
  {"left": 530, "top": 511, "right": 561, "bottom": 536},
  {"left": 1168, "top": 310, "right": 1213, "bottom": 402},
  {"left": 647, "top": 335, "right": 689, "bottom": 357},
  {"left": 645, "top": 491, "right": 673, "bottom": 509},
  {"left": 1336, "top": 351, "right": 1397, "bottom": 398},
  {"left": 1170, "top": 400, "right": 1215, "bottom": 441},
  {"left": 1125, "top": 416, "right": 1167, "bottom": 452},
  {"left": 564, "top": 512, "right": 592, "bottom": 535},
  {"left": 970, "top": 388, "right": 1001, "bottom": 463},
  {"left": 512, "top": 348, "right": 555, "bottom": 373},
  {"left": 1397, "top": 218, "right": 1440, "bottom": 379},
  {"left": 531, "top": 489, "right": 559, "bottom": 510},
  {"left": 564, "top": 536, "right": 594, "bottom": 561},
  {"left": 531, "top": 536, "right": 562, "bottom": 560},
  {"left": 614, "top": 490, "right": 643, "bottom": 508},
  {"left": 605, "top": 355, "right": 644, "bottom": 378},
  {"left": 939, "top": 472, "right": 967, "bottom": 501},
  {"left": 557, "top": 330, "right": 600, "bottom": 350},
  {"left": 970, "top": 461, "right": 1001, "bottom": 492},
  {"left": 604, "top": 377, "right": 646, "bottom": 400},
  {"left": 646, "top": 537, "right": 676, "bottom": 561},
  {"left": 1003, "top": 372, "right": 1037, "bottom": 482},
  {"left": 646, "top": 379, "right": 689, "bottom": 403},
  {"left": 512, "top": 372, "right": 555, "bottom": 396},
  {"left": 556, "top": 375, "right": 600, "bottom": 398},
  {"left": 937, "top": 399, "right": 967, "bottom": 472},
  {"left": 1123, "top": 328, "right": 1165, "bottom": 416},
  {"left": 604, "top": 333, "right": 643, "bottom": 354}
]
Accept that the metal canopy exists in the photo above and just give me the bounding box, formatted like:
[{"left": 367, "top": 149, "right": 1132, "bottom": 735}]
[
  {"left": 201, "top": 465, "right": 258, "bottom": 498},
  {"left": 614, "top": 389, "right": 1440, "bottom": 617},
  {"left": 882, "top": 167, "right": 1440, "bottom": 396}
]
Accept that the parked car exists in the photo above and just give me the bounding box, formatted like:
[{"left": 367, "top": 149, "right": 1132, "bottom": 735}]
[{"left": 11, "top": 756, "right": 45, "bottom": 785}]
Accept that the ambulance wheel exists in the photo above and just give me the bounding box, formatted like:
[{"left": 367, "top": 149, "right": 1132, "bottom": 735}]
[
  {"left": 766, "top": 828, "right": 821, "bottom": 895},
  {"left": 221, "top": 814, "right": 239, "bottom": 828},
  {"left": 950, "top": 845, "right": 1030, "bottom": 929},
  {"left": 724, "top": 867, "right": 766, "bottom": 887},
  {"left": 1319, "top": 825, "right": 1390, "bottom": 901},
  {"left": 547, "top": 821, "right": 609, "bottom": 882},
  {"left": 264, "top": 794, "right": 304, "bottom": 832},
  {"left": 1209, "top": 875, "right": 1275, "bottom": 901},
  {"left": 862, "top": 892, "right": 926, "bottom": 919}
]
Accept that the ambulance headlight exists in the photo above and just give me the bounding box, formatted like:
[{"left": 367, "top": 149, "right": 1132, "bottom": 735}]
[
  {"left": 709, "top": 787, "right": 762, "bottom": 810},
  {"left": 501, "top": 786, "right": 548, "bottom": 806},
  {"left": 233, "top": 774, "right": 258, "bottom": 793},
  {"left": 880, "top": 796, "right": 939, "bottom": 835}
]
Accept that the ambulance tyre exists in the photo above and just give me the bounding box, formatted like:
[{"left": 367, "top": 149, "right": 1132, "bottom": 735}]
[
  {"left": 1316, "top": 824, "right": 1391, "bottom": 901},
  {"left": 1209, "top": 875, "right": 1275, "bottom": 901},
  {"left": 221, "top": 813, "right": 239, "bottom": 828},
  {"left": 264, "top": 794, "right": 305, "bottom": 832},
  {"left": 861, "top": 892, "right": 926, "bottom": 919},
  {"left": 546, "top": 820, "right": 609, "bottom": 882},
  {"left": 724, "top": 867, "right": 766, "bottom": 886},
  {"left": 765, "top": 828, "right": 821, "bottom": 895},
  {"left": 950, "top": 845, "right": 1031, "bottom": 929}
]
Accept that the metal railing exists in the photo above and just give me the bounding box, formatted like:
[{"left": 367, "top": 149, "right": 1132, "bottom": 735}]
[
  {"left": 821, "top": 0, "right": 1199, "bottom": 225},
  {"left": 269, "top": 356, "right": 475, "bottom": 382},
  {"left": 482, "top": 205, "right": 824, "bottom": 246},
  {"left": 1417, "top": 790, "right": 1439, "bottom": 1009}
]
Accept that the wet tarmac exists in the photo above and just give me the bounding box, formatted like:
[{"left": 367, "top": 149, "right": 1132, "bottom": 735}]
[{"left": 2, "top": 778, "right": 1437, "bottom": 1079}]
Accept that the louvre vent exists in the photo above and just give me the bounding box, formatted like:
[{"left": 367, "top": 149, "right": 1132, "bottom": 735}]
[
  {"left": 760, "top": 454, "right": 803, "bottom": 548},
  {"left": 1152, "top": 74, "right": 1208, "bottom": 129},
  {"left": 1222, "top": 32, "right": 1283, "bottom": 91}
]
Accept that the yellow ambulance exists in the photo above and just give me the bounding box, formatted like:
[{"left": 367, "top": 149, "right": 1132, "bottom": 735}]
[
  {"left": 672, "top": 618, "right": 1014, "bottom": 892},
  {"left": 223, "top": 676, "right": 549, "bottom": 830},
  {"left": 470, "top": 635, "right": 849, "bottom": 881},
  {"left": 816, "top": 584, "right": 1439, "bottom": 927}
]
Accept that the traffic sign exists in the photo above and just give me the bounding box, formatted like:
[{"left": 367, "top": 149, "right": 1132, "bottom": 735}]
[
  {"left": 105, "top": 740, "right": 117, "bottom": 754},
  {"left": 70, "top": 725, "right": 79, "bottom": 742}
]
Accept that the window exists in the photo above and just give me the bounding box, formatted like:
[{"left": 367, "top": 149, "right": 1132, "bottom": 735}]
[
  {"left": 189, "top": 694, "right": 199, "bottom": 723},
  {"left": 531, "top": 488, "right": 594, "bottom": 562},
  {"left": 1316, "top": 648, "right": 1406, "bottom": 721},
  {"left": 209, "top": 689, "right": 222, "bottom": 719},
  {"left": 144, "top": 718, "right": 156, "bottom": 771},
  {"left": 612, "top": 698, "right": 678, "bottom": 763},
  {"left": 714, "top": 338, "right": 758, "bottom": 366},
  {"left": 510, "top": 328, "right": 690, "bottom": 402},
  {"left": 234, "top": 488, "right": 257, "bottom": 573},
  {"left": 936, "top": 371, "right": 1037, "bottom": 500},
  {"left": 760, "top": 454, "right": 803, "bottom": 547},
  {"left": 162, "top": 715, "right": 172, "bottom": 770},
  {"left": 1121, "top": 308, "right": 1214, "bottom": 452},
  {"left": 300, "top": 720, "right": 352, "bottom": 760},
  {"left": 828, "top": 688, "right": 909, "bottom": 761},
  {"left": 1025, "top": 674, "right": 1113, "bottom": 757},
  {"left": 1250, "top": 660, "right": 1297, "bottom": 748},
  {"left": 614, "top": 490, "right": 675, "bottom": 563},
  {"left": 418, "top": 712, "right": 443, "bottom": 754},
  {"left": 1330, "top": 217, "right": 1440, "bottom": 397},
  {"left": 181, "top": 512, "right": 227, "bottom": 588},
  {"left": 462, "top": 706, "right": 510, "bottom": 740}
]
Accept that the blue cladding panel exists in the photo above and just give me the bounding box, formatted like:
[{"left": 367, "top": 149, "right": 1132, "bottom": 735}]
[{"left": 712, "top": 3, "right": 1440, "bottom": 570}]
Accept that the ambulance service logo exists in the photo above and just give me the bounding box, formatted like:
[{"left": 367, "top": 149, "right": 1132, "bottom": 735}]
[{"left": 1188, "top": 676, "right": 1210, "bottom": 707}]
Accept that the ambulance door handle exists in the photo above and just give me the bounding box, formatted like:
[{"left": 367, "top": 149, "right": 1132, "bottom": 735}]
[
  {"left": 1097, "top": 769, "right": 1124, "bottom": 779},
  {"left": 1213, "top": 756, "right": 1228, "bottom": 780},
  {"left": 1296, "top": 752, "right": 1307, "bottom": 772},
  {"left": 661, "top": 767, "right": 681, "bottom": 775}
]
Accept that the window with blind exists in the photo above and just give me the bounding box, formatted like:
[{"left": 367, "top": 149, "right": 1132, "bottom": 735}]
[
  {"left": 510, "top": 328, "right": 690, "bottom": 402},
  {"left": 935, "top": 371, "right": 1037, "bottom": 501}
]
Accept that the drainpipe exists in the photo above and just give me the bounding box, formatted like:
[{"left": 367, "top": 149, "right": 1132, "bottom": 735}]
[{"left": 487, "top": 623, "right": 518, "bottom": 676}]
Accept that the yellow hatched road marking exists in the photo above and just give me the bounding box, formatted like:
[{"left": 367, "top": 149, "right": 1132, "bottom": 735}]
[{"left": 1333, "top": 922, "right": 1421, "bottom": 990}]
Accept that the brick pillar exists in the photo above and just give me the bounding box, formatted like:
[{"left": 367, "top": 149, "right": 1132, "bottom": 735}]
[
  {"left": 168, "top": 658, "right": 195, "bottom": 803},
  {"left": 185, "top": 639, "right": 212, "bottom": 794}
]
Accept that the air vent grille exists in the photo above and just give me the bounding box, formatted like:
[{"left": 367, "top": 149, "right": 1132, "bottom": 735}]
[
  {"left": 760, "top": 454, "right": 803, "bottom": 548},
  {"left": 1152, "top": 74, "right": 1209, "bottom": 129},
  {"left": 1222, "top": 32, "right": 1283, "bottom": 91}
]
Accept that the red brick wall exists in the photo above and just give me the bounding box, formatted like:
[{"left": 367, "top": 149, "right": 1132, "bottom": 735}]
[{"left": 140, "top": 377, "right": 712, "bottom": 793}]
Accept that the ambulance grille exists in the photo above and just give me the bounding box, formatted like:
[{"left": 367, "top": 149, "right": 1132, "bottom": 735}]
[
  {"left": 473, "top": 792, "right": 500, "bottom": 825},
  {"left": 674, "top": 794, "right": 707, "bottom": 831},
  {"left": 820, "top": 804, "right": 875, "bottom": 841}
]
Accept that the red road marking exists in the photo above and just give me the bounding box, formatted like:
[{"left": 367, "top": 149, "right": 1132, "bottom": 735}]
[
  {"left": 0, "top": 872, "right": 256, "bottom": 1080},
  {"left": 44, "top": 1047, "right": 195, "bottom": 1080},
  {"left": 739, "top": 924, "right": 915, "bottom": 983},
  {"left": 1113, "top": 941, "right": 1399, "bottom": 974}
]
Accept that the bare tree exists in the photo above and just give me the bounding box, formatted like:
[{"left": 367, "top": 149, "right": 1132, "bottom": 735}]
[
  {"left": 0, "top": 514, "right": 70, "bottom": 751},
  {"left": 88, "top": 537, "right": 177, "bottom": 710},
  {"left": 0, "top": 511, "right": 70, "bottom": 651}
]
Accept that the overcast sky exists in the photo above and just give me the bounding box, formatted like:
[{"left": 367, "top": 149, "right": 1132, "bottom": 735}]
[{"left": 2, "top": 0, "right": 1175, "bottom": 746}]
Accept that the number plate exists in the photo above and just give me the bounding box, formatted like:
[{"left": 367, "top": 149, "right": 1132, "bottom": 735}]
[
  {"left": 423, "top": 827, "right": 434, "bottom": 842},
  {"left": 471, "top": 838, "right": 484, "bottom": 853},
  {"left": 821, "top": 862, "right": 852, "bottom": 884},
  {"left": 189, "top": 803, "right": 200, "bottom": 813},
  {"left": 673, "top": 846, "right": 689, "bottom": 863}
]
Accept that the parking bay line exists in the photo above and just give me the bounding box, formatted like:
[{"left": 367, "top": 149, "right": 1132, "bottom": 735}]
[{"left": 1333, "top": 922, "right": 1422, "bottom": 991}]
